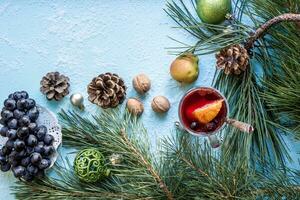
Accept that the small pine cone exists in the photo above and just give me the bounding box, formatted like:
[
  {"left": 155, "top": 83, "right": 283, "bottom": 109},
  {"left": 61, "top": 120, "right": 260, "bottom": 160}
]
[
  {"left": 87, "top": 73, "right": 126, "bottom": 108},
  {"left": 216, "top": 44, "right": 250, "bottom": 75},
  {"left": 40, "top": 72, "right": 70, "bottom": 101}
]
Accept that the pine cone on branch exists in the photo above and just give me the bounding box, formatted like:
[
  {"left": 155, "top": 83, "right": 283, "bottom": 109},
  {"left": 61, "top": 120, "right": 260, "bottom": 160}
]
[
  {"left": 40, "top": 72, "right": 70, "bottom": 101},
  {"left": 87, "top": 73, "right": 126, "bottom": 108},
  {"left": 216, "top": 44, "right": 249, "bottom": 75}
]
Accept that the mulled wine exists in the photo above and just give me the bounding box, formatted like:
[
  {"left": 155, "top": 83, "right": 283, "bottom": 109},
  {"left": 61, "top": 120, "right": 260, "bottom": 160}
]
[{"left": 179, "top": 87, "right": 228, "bottom": 135}]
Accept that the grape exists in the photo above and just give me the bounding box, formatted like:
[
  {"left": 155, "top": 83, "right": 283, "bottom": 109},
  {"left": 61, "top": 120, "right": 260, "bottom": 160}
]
[
  {"left": 17, "top": 127, "right": 29, "bottom": 138},
  {"left": 0, "top": 91, "right": 50, "bottom": 181},
  {"left": 7, "top": 118, "right": 18, "bottom": 129},
  {"left": 44, "top": 134, "right": 54, "bottom": 145},
  {"left": 7, "top": 129, "right": 17, "bottom": 140},
  {"left": 19, "top": 91, "right": 29, "bottom": 99},
  {"left": 0, "top": 162, "right": 11, "bottom": 172},
  {"left": 0, "top": 155, "right": 6, "bottom": 164},
  {"left": 34, "top": 142, "right": 45, "bottom": 154},
  {"left": 36, "top": 126, "right": 47, "bottom": 141},
  {"left": 27, "top": 107, "right": 39, "bottom": 121},
  {"left": 0, "top": 149, "right": 4, "bottom": 156},
  {"left": 0, "top": 118, "right": 5, "bottom": 126},
  {"left": 25, "top": 99, "right": 36, "bottom": 110},
  {"left": 38, "top": 159, "right": 51, "bottom": 170},
  {"left": 1, "top": 146, "right": 11, "bottom": 156},
  {"left": 13, "top": 92, "right": 23, "bottom": 101},
  {"left": 22, "top": 170, "right": 34, "bottom": 182},
  {"left": 8, "top": 93, "right": 14, "bottom": 99},
  {"left": 43, "top": 145, "right": 55, "bottom": 157},
  {"left": 13, "top": 109, "right": 25, "bottom": 120},
  {"left": 14, "top": 139, "right": 26, "bottom": 152},
  {"left": 16, "top": 149, "right": 27, "bottom": 159},
  {"left": 12, "top": 166, "right": 26, "bottom": 178},
  {"left": 19, "top": 116, "right": 31, "bottom": 127},
  {"left": 27, "top": 134, "right": 38, "bottom": 147},
  {"left": 28, "top": 123, "right": 37, "bottom": 132},
  {"left": 31, "top": 153, "right": 42, "bottom": 165},
  {"left": 1, "top": 110, "right": 13, "bottom": 121},
  {"left": 17, "top": 99, "right": 28, "bottom": 111},
  {"left": 190, "top": 121, "right": 200, "bottom": 130},
  {"left": 26, "top": 146, "right": 34, "bottom": 155},
  {"left": 5, "top": 139, "right": 14, "bottom": 150},
  {"left": 205, "top": 122, "right": 217, "bottom": 132},
  {"left": 0, "top": 126, "right": 8, "bottom": 137},
  {"left": 21, "top": 157, "right": 31, "bottom": 167},
  {"left": 27, "top": 164, "right": 38, "bottom": 175},
  {"left": 4, "top": 99, "right": 16, "bottom": 111}
]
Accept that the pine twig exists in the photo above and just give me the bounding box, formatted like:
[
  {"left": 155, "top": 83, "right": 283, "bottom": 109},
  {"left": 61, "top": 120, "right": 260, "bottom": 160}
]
[
  {"left": 120, "top": 128, "right": 174, "bottom": 200},
  {"left": 245, "top": 13, "right": 300, "bottom": 50}
]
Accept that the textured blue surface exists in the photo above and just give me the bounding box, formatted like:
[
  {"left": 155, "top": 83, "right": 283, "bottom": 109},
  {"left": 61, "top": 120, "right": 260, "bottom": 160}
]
[{"left": 0, "top": 1, "right": 299, "bottom": 199}]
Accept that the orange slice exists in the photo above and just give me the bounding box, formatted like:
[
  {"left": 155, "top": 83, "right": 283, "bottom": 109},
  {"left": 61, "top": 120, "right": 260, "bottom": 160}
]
[{"left": 192, "top": 99, "right": 224, "bottom": 124}]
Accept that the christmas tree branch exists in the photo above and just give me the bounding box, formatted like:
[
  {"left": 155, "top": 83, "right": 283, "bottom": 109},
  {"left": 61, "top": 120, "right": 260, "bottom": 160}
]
[
  {"left": 161, "top": 130, "right": 300, "bottom": 199},
  {"left": 120, "top": 128, "right": 174, "bottom": 200},
  {"left": 248, "top": 0, "right": 300, "bottom": 139},
  {"left": 165, "top": 0, "right": 291, "bottom": 167},
  {"left": 245, "top": 13, "right": 300, "bottom": 50},
  {"left": 12, "top": 110, "right": 173, "bottom": 200}
]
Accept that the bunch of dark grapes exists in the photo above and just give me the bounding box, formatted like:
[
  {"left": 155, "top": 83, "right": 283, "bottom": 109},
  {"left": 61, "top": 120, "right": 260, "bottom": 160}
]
[{"left": 0, "top": 91, "right": 55, "bottom": 181}]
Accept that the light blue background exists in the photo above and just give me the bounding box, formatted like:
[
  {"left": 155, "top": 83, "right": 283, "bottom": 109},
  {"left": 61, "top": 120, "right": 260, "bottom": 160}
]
[{"left": 0, "top": 1, "right": 299, "bottom": 199}]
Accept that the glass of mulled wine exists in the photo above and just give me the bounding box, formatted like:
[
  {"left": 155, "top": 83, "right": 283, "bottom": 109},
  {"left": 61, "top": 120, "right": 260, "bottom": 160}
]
[{"left": 178, "top": 87, "right": 254, "bottom": 148}]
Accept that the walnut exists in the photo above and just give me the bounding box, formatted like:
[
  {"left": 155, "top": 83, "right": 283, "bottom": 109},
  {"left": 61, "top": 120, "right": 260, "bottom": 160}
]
[
  {"left": 126, "top": 98, "right": 144, "bottom": 116},
  {"left": 151, "top": 96, "right": 170, "bottom": 113},
  {"left": 132, "top": 74, "right": 151, "bottom": 94}
]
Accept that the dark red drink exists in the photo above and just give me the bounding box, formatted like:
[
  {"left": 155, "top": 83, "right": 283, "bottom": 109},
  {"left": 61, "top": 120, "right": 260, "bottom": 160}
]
[{"left": 179, "top": 87, "right": 228, "bottom": 135}]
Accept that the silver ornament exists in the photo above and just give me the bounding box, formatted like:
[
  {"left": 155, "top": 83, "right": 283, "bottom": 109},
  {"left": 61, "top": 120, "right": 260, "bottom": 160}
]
[{"left": 70, "top": 93, "right": 85, "bottom": 110}]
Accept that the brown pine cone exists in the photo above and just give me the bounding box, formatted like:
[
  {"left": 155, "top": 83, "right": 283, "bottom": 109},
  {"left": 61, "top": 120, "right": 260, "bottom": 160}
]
[
  {"left": 40, "top": 72, "right": 70, "bottom": 101},
  {"left": 216, "top": 44, "right": 250, "bottom": 75},
  {"left": 87, "top": 73, "right": 126, "bottom": 108}
]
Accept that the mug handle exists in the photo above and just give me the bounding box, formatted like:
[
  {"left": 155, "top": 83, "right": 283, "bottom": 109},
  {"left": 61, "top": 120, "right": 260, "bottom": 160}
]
[{"left": 225, "top": 118, "right": 254, "bottom": 133}]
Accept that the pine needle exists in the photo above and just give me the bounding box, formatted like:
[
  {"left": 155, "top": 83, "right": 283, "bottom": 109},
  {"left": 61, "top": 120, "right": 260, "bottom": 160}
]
[{"left": 12, "top": 110, "right": 174, "bottom": 200}]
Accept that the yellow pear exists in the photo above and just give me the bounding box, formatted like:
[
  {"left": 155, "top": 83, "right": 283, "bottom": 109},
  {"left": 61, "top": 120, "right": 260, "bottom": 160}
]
[{"left": 170, "top": 53, "right": 199, "bottom": 84}]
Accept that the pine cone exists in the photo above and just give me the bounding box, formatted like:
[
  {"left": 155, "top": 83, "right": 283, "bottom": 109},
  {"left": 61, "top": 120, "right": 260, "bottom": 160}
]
[
  {"left": 40, "top": 72, "right": 70, "bottom": 101},
  {"left": 216, "top": 44, "right": 249, "bottom": 75},
  {"left": 87, "top": 73, "right": 126, "bottom": 108}
]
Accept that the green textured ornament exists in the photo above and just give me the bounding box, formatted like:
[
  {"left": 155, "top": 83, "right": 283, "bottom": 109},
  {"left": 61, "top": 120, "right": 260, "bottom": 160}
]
[
  {"left": 74, "top": 148, "right": 110, "bottom": 183},
  {"left": 196, "top": 0, "right": 232, "bottom": 24}
]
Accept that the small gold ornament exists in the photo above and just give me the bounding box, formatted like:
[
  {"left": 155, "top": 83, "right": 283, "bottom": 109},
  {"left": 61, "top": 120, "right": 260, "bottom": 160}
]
[
  {"left": 126, "top": 98, "right": 144, "bottom": 116},
  {"left": 70, "top": 93, "right": 85, "bottom": 110},
  {"left": 132, "top": 74, "right": 151, "bottom": 94},
  {"left": 109, "top": 153, "right": 123, "bottom": 166},
  {"left": 151, "top": 96, "right": 170, "bottom": 113}
]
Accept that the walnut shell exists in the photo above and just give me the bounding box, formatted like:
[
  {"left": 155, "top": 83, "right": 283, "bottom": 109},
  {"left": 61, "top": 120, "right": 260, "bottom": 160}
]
[
  {"left": 132, "top": 74, "right": 151, "bottom": 94},
  {"left": 126, "top": 98, "right": 144, "bottom": 116},
  {"left": 151, "top": 96, "right": 170, "bottom": 113}
]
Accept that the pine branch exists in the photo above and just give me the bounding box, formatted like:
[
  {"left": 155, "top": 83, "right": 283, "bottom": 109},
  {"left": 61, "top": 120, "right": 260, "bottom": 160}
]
[
  {"left": 245, "top": 13, "right": 300, "bottom": 50},
  {"left": 165, "top": 0, "right": 251, "bottom": 55},
  {"left": 248, "top": 0, "right": 300, "bottom": 139},
  {"left": 12, "top": 110, "right": 173, "bottom": 200},
  {"left": 161, "top": 130, "right": 300, "bottom": 200},
  {"left": 165, "top": 0, "right": 290, "bottom": 167},
  {"left": 120, "top": 128, "right": 174, "bottom": 200}
]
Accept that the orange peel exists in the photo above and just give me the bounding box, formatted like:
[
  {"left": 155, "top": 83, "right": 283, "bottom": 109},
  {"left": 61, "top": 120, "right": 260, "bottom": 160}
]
[{"left": 192, "top": 99, "right": 224, "bottom": 124}]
